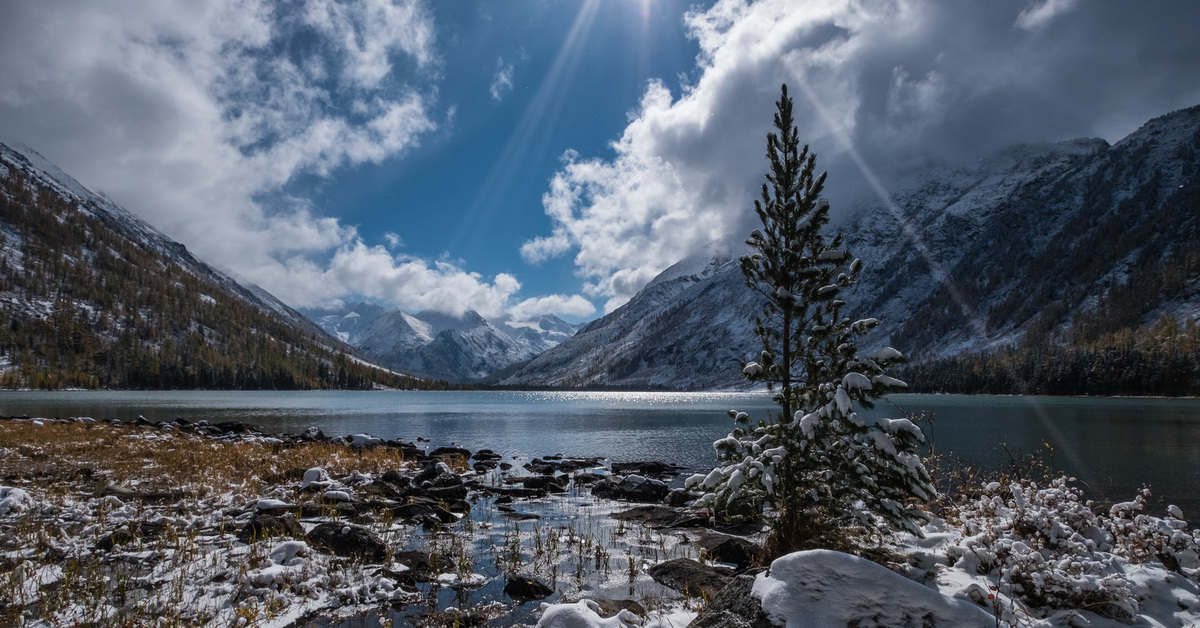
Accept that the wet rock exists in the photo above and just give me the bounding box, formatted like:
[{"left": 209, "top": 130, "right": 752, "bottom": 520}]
[
  {"left": 524, "top": 458, "right": 559, "bottom": 475},
  {"left": 504, "top": 574, "right": 555, "bottom": 601},
  {"left": 646, "top": 558, "right": 735, "bottom": 599},
  {"left": 612, "top": 461, "right": 681, "bottom": 478},
  {"left": 214, "top": 421, "right": 249, "bottom": 434},
  {"left": 520, "top": 475, "right": 568, "bottom": 493},
  {"left": 572, "top": 472, "right": 605, "bottom": 485},
  {"left": 472, "top": 449, "right": 502, "bottom": 461},
  {"left": 424, "top": 474, "right": 468, "bottom": 501},
  {"left": 500, "top": 511, "right": 541, "bottom": 521},
  {"left": 611, "top": 505, "right": 705, "bottom": 529},
  {"left": 689, "top": 573, "right": 775, "bottom": 628},
  {"left": 237, "top": 513, "right": 305, "bottom": 543},
  {"left": 391, "top": 550, "right": 435, "bottom": 582},
  {"left": 429, "top": 446, "right": 471, "bottom": 461},
  {"left": 591, "top": 475, "right": 669, "bottom": 503},
  {"left": 307, "top": 522, "right": 387, "bottom": 562}
]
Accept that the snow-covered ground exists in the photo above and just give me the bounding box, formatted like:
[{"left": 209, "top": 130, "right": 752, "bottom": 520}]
[{"left": 2, "top": 417, "right": 1197, "bottom": 627}]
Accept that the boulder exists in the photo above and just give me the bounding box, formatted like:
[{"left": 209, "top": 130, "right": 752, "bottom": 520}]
[
  {"left": 503, "top": 574, "right": 554, "bottom": 601},
  {"left": 611, "top": 461, "right": 681, "bottom": 478},
  {"left": 697, "top": 534, "right": 762, "bottom": 571},
  {"left": 520, "top": 475, "right": 568, "bottom": 493},
  {"left": 429, "top": 446, "right": 471, "bottom": 461},
  {"left": 646, "top": 558, "right": 735, "bottom": 599},
  {"left": 238, "top": 513, "right": 305, "bottom": 543},
  {"left": 306, "top": 522, "right": 387, "bottom": 562},
  {"left": 689, "top": 574, "right": 776, "bottom": 628},
  {"left": 591, "top": 475, "right": 669, "bottom": 503},
  {"left": 611, "top": 505, "right": 706, "bottom": 529}
]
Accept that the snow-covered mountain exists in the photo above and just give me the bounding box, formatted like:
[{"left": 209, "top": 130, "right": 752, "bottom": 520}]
[
  {"left": 0, "top": 142, "right": 413, "bottom": 389},
  {"left": 493, "top": 250, "right": 763, "bottom": 390},
  {"left": 301, "top": 303, "right": 579, "bottom": 382},
  {"left": 499, "top": 104, "right": 1200, "bottom": 389}
]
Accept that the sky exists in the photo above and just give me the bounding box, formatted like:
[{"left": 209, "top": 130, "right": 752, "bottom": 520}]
[{"left": 1, "top": 0, "right": 1199, "bottom": 323}]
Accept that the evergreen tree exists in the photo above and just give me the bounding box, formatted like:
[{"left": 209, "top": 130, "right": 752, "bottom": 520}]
[{"left": 688, "top": 84, "right": 935, "bottom": 557}]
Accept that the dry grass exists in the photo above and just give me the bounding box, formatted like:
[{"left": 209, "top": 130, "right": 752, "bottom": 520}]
[{"left": 0, "top": 420, "right": 410, "bottom": 498}]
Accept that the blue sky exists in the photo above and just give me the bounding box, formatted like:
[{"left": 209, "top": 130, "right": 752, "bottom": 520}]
[{"left": 2, "top": 0, "right": 1200, "bottom": 323}]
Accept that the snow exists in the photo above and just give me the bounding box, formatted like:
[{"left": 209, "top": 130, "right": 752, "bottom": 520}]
[
  {"left": 0, "top": 486, "right": 33, "bottom": 515},
  {"left": 753, "top": 549, "right": 994, "bottom": 627},
  {"left": 534, "top": 599, "right": 696, "bottom": 628}
]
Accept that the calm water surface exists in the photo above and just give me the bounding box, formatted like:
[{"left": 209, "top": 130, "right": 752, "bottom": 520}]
[{"left": 2, "top": 390, "right": 1198, "bottom": 515}]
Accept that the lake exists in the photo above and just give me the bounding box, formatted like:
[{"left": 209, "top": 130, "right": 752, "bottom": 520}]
[{"left": 1, "top": 390, "right": 1198, "bottom": 517}]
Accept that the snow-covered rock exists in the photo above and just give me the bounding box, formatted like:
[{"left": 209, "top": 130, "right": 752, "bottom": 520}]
[{"left": 753, "top": 549, "right": 993, "bottom": 627}]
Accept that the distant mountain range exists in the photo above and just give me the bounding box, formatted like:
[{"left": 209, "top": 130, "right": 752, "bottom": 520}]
[
  {"left": 302, "top": 303, "right": 578, "bottom": 383},
  {"left": 0, "top": 142, "right": 420, "bottom": 390},
  {"left": 3, "top": 102, "right": 1196, "bottom": 392},
  {"left": 496, "top": 104, "right": 1200, "bottom": 390}
]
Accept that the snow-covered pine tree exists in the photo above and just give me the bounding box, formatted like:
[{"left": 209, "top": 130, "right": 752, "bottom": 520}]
[{"left": 687, "top": 84, "right": 936, "bottom": 557}]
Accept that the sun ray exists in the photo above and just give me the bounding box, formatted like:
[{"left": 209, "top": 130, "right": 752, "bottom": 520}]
[{"left": 446, "top": 0, "right": 604, "bottom": 255}]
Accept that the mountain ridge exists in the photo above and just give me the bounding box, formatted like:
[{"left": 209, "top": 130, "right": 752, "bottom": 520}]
[
  {"left": 498, "top": 104, "right": 1200, "bottom": 390},
  {"left": 0, "top": 142, "right": 422, "bottom": 390}
]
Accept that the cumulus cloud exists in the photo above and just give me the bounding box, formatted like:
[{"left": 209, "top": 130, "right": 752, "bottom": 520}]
[
  {"left": 524, "top": 0, "right": 1200, "bottom": 312},
  {"left": 0, "top": 0, "right": 594, "bottom": 320},
  {"left": 509, "top": 294, "right": 596, "bottom": 321},
  {"left": 489, "top": 57, "right": 514, "bottom": 101}
]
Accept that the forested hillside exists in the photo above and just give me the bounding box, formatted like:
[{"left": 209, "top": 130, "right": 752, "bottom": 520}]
[{"left": 0, "top": 144, "right": 435, "bottom": 390}]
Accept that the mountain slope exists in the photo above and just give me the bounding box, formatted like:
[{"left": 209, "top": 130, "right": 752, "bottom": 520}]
[
  {"left": 0, "top": 142, "right": 423, "bottom": 390},
  {"left": 494, "top": 251, "right": 763, "bottom": 389},
  {"left": 500, "top": 104, "right": 1200, "bottom": 390}
]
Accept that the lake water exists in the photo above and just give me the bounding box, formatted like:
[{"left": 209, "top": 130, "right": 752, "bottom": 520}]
[{"left": 2, "top": 390, "right": 1198, "bottom": 517}]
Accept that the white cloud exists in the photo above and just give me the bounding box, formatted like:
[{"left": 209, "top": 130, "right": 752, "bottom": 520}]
[
  {"left": 509, "top": 294, "right": 596, "bottom": 321},
  {"left": 0, "top": 0, "right": 543, "bottom": 318},
  {"left": 1015, "top": 0, "right": 1078, "bottom": 31},
  {"left": 523, "top": 0, "right": 1200, "bottom": 312},
  {"left": 383, "top": 232, "right": 404, "bottom": 248},
  {"left": 489, "top": 57, "right": 514, "bottom": 101}
]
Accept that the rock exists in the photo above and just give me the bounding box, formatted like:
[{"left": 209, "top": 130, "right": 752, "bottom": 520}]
[
  {"left": 612, "top": 461, "right": 681, "bottom": 478},
  {"left": 500, "top": 511, "right": 541, "bottom": 521},
  {"left": 572, "top": 472, "right": 604, "bottom": 485},
  {"left": 689, "top": 574, "right": 776, "bottom": 628},
  {"left": 472, "top": 449, "right": 502, "bottom": 461},
  {"left": 96, "top": 521, "right": 166, "bottom": 551},
  {"left": 306, "top": 522, "right": 387, "bottom": 562},
  {"left": 503, "top": 574, "right": 554, "bottom": 601},
  {"left": 646, "top": 558, "right": 735, "bottom": 599},
  {"left": 392, "top": 499, "right": 455, "bottom": 524},
  {"left": 611, "top": 505, "right": 705, "bottom": 529},
  {"left": 521, "top": 475, "right": 568, "bottom": 492},
  {"left": 238, "top": 514, "right": 305, "bottom": 543},
  {"left": 587, "top": 598, "right": 647, "bottom": 619},
  {"left": 299, "top": 426, "right": 325, "bottom": 441},
  {"left": 591, "top": 475, "right": 669, "bottom": 503},
  {"left": 380, "top": 469, "right": 410, "bottom": 487},
  {"left": 429, "top": 446, "right": 471, "bottom": 461},
  {"left": 697, "top": 534, "right": 762, "bottom": 571},
  {"left": 424, "top": 474, "right": 468, "bottom": 501},
  {"left": 213, "top": 421, "right": 248, "bottom": 434},
  {"left": 391, "top": 550, "right": 435, "bottom": 582}
]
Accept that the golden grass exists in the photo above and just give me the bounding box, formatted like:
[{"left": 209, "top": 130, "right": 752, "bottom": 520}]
[{"left": 0, "top": 420, "right": 411, "bottom": 498}]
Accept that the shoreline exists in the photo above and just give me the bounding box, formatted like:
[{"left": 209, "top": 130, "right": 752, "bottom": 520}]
[{"left": 0, "top": 414, "right": 750, "bottom": 627}]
